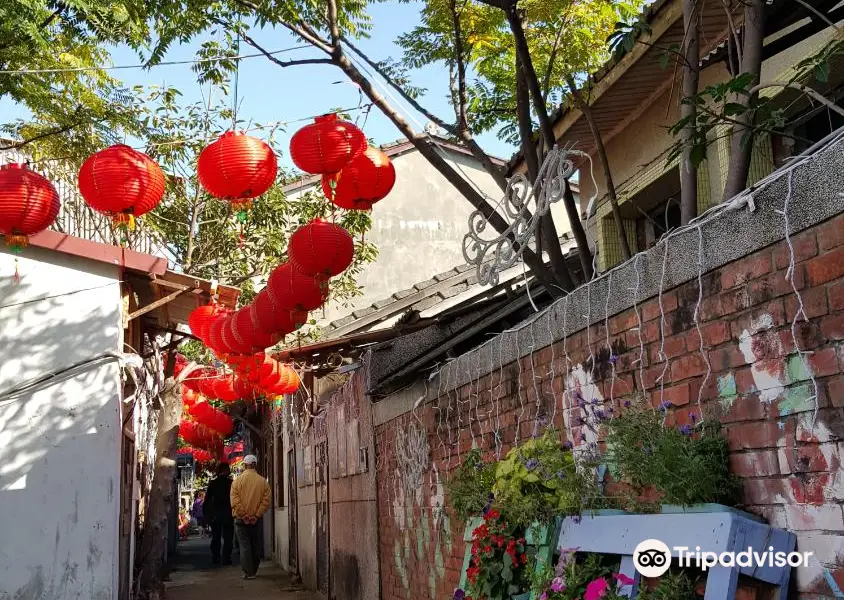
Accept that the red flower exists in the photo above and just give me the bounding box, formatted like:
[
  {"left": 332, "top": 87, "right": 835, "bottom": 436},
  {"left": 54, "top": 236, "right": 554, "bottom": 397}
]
[{"left": 520, "top": 554, "right": 528, "bottom": 564}]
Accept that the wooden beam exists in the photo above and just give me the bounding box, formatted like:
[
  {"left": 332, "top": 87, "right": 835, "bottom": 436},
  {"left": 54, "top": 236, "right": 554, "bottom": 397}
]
[{"left": 127, "top": 287, "right": 189, "bottom": 322}]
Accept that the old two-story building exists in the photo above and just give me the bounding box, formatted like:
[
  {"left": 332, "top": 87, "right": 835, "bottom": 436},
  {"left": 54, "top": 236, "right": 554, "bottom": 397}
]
[{"left": 506, "top": 0, "right": 844, "bottom": 272}]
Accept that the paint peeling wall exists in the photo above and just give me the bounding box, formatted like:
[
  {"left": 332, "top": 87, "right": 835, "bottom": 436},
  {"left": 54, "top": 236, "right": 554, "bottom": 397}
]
[{"left": 0, "top": 246, "right": 123, "bottom": 600}]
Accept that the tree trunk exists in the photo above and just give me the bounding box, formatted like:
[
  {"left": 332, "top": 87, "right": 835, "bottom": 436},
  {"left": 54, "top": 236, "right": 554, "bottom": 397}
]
[
  {"left": 680, "top": 0, "right": 701, "bottom": 224},
  {"left": 517, "top": 56, "right": 575, "bottom": 291},
  {"left": 331, "top": 49, "right": 563, "bottom": 296},
  {"left": 136, "top": 377, "right": 183, "bottom": 599},
  {"left": 722, "top": 0, "right": 765, "bottom": 202},
  {"left": 566, "top": 77, "right": 631, "bottom": 260},
  {"left": 506, "top": 4, "right": 593, "bottom": 280}
]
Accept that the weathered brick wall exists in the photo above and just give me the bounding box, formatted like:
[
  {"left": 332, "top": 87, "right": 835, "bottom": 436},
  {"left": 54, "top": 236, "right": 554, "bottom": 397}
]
[{"left": 375, "top": 211, "right": 844, "bottom": 600}]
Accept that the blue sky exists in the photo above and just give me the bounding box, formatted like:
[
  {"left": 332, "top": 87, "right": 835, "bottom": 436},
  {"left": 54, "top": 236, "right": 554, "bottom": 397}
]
[{"left": 1, "top": 1, "right": 518, "bottom": 169}]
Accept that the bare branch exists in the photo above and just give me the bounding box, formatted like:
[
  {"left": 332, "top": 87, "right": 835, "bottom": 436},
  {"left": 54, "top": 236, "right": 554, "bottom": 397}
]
[
  {"left": 327, "top": 0, "right": 341, "bottom": 48},
  {"left": 238, "top": 29, "right": 332, "bottom": 68},
  {"left": 794, "top": 0, "right": 842, "bottom": 32},
  {"left": 749, "top": 82, "right": 844, "bottom": 117}
]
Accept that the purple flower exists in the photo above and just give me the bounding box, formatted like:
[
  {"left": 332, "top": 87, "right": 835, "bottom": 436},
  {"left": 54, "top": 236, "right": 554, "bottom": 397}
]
[
  {"left": 658, "top": 400, "right": 673, "bottom": 412},
  {"left": 679, "top": 424, "right": 693, "bottom": 436},
  {"left": 574, "top": 390, "right": 583, "bottom": 401},
  {"left": 525, "top": 458, "right": 540, "bottom": 470},
  {"left": 563, "top": 440, "right": 574, "bottom": 450},
  {"left": 613, "top": 573, "right": 636, "bottom": 586},
  {"left": 606, "top": 406, "right": 614, "bottom": 413},
  {"left": 555, "top": 470, "right": 566, "bottom": 479},
  {"left": 540, "top": 593, "right": 548, "bottom": 600},
  {"left": 609, "top": 354, "right": 619, "bottom": 365},
  {"left": 578, "top": 398, "right": 587, "bottom": 408},
  {"left": 595, "top": 409, "right": 606, "bottom": 420},
  {"left": 623, "top": 400, "right": 631, "bottom": 407},
  {"left": 585, "top": 577, "right": 609, "bottom": 600},
  {"left": 453, "top": 589, "right": 466, "bottom": 600},
  {"left": 592, "top": 398, "right": 601, "bottom": 405},
  {"left": 690, "top": 413, "right": 698, "bottom": 423},
  {"left": 551, "top": 577, "right": 566, "bottom": 592}
]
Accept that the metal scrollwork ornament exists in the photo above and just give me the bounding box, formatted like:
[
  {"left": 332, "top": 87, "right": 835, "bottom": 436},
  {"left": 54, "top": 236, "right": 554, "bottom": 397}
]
[{"left": 462, "top": 145, "right": 578, "bottom": 286}]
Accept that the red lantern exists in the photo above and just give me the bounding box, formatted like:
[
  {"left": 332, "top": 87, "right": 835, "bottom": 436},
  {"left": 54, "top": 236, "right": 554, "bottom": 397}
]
[
  {"left": 280, "top": 365, "right": 301, "bottom": 394},
  {"left": 182, "top": 387, "right": 199, "bottom": 408},
  {"left": 213, "top": 375, "right": 240, "bottom": 403},
  {"left": 289, "top": 219, "right": 354, "bottom": 277},
  {"left": 0, "top": 163, "right": 61, "bottom": 249},
  {"left": 250, "top": 291, "right": 307, "bottom": 335},
  {"left": 289, "top": 114, "right": 366, "bottom": 174},
  {"left": 233, "top": 306, "right": 282, "bottom": 351},
  {"left": 322, "top": 146, "right": 395, "bottom": 210},
  {"left": 197, "top": 131, "right": 277, "bottom": 205},
  {"left": 78, "top": 145, "right": 166, "bottom": 227},
  {"left": 267, "top": 262, "right": 327, "bottom": 312},
  {"left": 189, "top": 304, "right": 224, "bottom": 341},
  {"left": 207, "top": 315, "right": 234, "bottom": 355},
  {"left": 233, "top": 376, "right": 257, "bottom": 401}
]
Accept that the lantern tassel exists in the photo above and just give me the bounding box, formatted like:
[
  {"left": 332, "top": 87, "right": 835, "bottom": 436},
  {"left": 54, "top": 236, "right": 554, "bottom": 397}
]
[
  {"left": 13, "top": 257, "right": 20, "bottom": 284},
  {"left": 5, "top": 234, "right": 29, "bottom": 251}
]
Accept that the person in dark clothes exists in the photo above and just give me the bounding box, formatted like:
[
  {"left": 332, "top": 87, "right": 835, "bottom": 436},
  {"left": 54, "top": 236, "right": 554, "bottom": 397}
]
[{"left": 203, "top": 462, "right": 234, "bottom": 565}]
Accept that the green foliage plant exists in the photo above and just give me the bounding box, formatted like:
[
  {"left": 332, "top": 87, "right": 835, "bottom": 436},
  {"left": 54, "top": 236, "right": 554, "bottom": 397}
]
[
  {"left": 465, "top": 510, "right": 532, "bottom": 600},
  {"left": 445, "top": 448, "right": 496, "bottom": 524},
  {"left": 492, "top": 430, "right": 594, "bottom": 528},
  {"left": 603, "top": 400, "right": 738, "bottom": 508}
]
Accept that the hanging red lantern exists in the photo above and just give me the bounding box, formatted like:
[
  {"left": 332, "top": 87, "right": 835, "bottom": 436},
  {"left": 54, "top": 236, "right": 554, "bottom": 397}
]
[
  {"left": 250, "top": 291, "right": 308, "bottom": 335},
  {"left": 189, "top": 304, "right": 225, "bottom": 342},
  {"left": 232, "top": 306, "right": 282, "bottom": 351},
  {"left": 78, "top": 145, "right": 166, "bottom": 227},
  {"left": 289, "top": 114, "right": 367, "bottom": 174},
  {"left": 322, "top": 146, "right": 395, "bottom": 211},
  {"left": 197, "top": 131, "right": 277, "bottom": 206},
  {"left": 267, "top": 262, "right": 327, "bottom": 312},
  {"left": 280, "top": 365, "right": 301, "bottom": 394},
  {"left": 0, "top": 163, "right": 61, "bottom": 249},
  {"left": 212, "top": 375, "right": 240, "bottom": 403},
  {"left": 288, "top": 219, "right": 354, "bottom": 277},
  {"left": 207, "top": 315, "right": 235, "bottom": 355},
  {"left": 233, "top": 376, "right": 257, "bottom": 401}
]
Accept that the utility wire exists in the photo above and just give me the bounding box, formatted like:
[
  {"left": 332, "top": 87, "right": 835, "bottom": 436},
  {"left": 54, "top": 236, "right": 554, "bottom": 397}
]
[{"left": 0, "top": 45, "right": 311, "bottom": 75}]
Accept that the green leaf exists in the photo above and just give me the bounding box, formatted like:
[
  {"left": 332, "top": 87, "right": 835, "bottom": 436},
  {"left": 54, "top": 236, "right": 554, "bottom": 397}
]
[{"left": 724, "top": 102, "right": 746, "bottom": 116}]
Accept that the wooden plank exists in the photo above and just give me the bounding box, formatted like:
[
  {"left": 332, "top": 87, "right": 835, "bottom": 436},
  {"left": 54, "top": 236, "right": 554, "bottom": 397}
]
[{"left": 127, "top": 287, "right": 189, "bottom": 322}]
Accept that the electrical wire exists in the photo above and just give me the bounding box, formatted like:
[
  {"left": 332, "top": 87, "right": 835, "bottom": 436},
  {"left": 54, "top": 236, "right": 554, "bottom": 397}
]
[{"left": 0, "top": 45, "right": 312, "bottom": 75}]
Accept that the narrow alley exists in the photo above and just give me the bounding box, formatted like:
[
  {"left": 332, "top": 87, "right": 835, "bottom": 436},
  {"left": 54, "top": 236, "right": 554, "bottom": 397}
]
[{"left": 165, "top": 538, "right": 321, "bottom": 600}]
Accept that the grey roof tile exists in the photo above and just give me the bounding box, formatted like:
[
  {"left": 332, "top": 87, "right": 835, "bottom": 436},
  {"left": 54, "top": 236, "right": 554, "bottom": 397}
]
[
  {"left": 330, "top": 315, "right": 356, "bottom": 328},
  {"left": 414, "top": 278, "right": 437, "bottom": 291},
  {"left": 352, "top": 306, "right": 376, "bottom": 319},
  {"left": 434, "top": 268, "right": 459, "bottom": 282},
  {"left": 412, "top": 296, "right": 441, "bottom": 312},
  {"left": 392, "top": 288, "right": 415, "bottom": 300},
  {"left": 373, "top": 297, "right": 396, "bottom": 309}
]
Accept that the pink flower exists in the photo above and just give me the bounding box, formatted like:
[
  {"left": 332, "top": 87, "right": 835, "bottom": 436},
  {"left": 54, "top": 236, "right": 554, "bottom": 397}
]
[
  {"left": 613, "top": 573, "right": 636, "bottom": 586},
  {"left": 584, "top": 577, "right": 609, "bottom": 600},
  {"left": 551, "top": 577, "right": 565, "bottom": 592},
  {"left": 540, "top": 593, "right": 548, "bottom": 600}
]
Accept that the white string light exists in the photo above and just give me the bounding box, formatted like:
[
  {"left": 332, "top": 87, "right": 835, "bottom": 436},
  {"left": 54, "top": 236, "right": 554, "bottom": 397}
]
[
  {"left": 693, "top": 226, "right": 712, "bottom": 407},
  {"left": 547, "top": 307, "right": 558, "bottom": 431},
  {"left": 781, "top": 170, "right": 822, "bottom": 430},
  {"left": 529, "top": 317, "right": 541, "bottom": 437},
  {"left": 604, "top": 270, "right": 617, "bottom": 405},
  {"left": 657, "top": 237, "right": 670, "bottom": 408}
]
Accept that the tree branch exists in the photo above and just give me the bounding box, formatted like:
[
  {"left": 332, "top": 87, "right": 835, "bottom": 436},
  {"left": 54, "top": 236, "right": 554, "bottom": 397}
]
[
  {"left": 237, "top": 28, "right": 331, "bottom": 68},
  {"left": 448, "top": 0, "right": 469, "bottom": 134},
  {"left": 749, "top": 82, "right": 844, "bottom": 117},
  {"left": 327, "top": 0, "right": 342, "bottom": 48},
  {"left": 341, "top": 36, "right": 508, "bottom": 191}
]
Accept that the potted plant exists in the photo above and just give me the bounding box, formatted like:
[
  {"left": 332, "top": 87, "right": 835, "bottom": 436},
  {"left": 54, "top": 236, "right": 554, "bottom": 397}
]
[{"left": 461, "top": 509, "right": 532, "bottom": 600}]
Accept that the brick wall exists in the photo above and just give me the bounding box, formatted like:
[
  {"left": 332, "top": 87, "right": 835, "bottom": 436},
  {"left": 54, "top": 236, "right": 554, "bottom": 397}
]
[{"left": 375, "top": 212, "right": 844, "bottom": 600}]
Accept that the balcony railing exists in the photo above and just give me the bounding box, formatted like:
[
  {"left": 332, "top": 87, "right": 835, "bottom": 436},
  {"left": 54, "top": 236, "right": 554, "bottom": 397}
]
[{"left": 1, "top": 148, "right": 169, "bottom": 256}]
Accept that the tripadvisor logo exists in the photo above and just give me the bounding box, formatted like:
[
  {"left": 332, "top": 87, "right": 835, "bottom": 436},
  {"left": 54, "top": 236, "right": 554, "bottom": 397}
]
[{"left": 633, "top": 539, "right": 813, "bottom": 577}]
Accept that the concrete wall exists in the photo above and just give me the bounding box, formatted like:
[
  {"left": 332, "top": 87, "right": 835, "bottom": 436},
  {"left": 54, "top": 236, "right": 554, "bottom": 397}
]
[
  {"left": 374, "top": 137, "right": 844, "bottom": 599},
  {"left": 295, "top": 426, "right": 319, "bottom": 590},
  {"left": 0, "top": 245, "right": 123, "bottom": 600},
  {"left": 290, "top": 147, "right": 573, "bottom": 324}
]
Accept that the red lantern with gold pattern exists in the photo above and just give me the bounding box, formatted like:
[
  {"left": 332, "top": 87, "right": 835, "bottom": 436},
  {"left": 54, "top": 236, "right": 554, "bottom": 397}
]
[
  {"left": 207, "top": 315, "right": 234, "bottom": 355},
  {"left": 197, "top": 131, "right": 277, "bottom": 206},
  {"left": 289, "top": 114, "right": 366, "bottom": 174},
  {"left": 288, "top": 219, "right": 354, "bottom": 277},
  {"left": 267, "top": 262, "right": 327, "bottom": 312},
  {"left": 322, "top": 146, "right": 395, "bottom": 211},
  {"left": 78, "top": 145, "right": 166, "bottom": 227},
  {"left": 0, "top": 163, "right": 60, "bottom": 249}
]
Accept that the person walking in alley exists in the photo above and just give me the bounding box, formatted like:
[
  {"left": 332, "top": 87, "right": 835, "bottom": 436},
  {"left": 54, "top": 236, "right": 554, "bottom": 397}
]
[
  {"left": 230, "top": 454, "right": 270, "bottom": 580},
  {"left": 191, "top": 491, "right": 207, "bottom": 535},
  {"left": 203, "top": 462, "right": 234, "bottom": 565}
]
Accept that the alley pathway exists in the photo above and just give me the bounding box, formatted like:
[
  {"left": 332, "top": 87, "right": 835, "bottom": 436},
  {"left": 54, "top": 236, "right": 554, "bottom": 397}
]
[{"left": 165, "top": 536, "right": 320, "bottom": 600}]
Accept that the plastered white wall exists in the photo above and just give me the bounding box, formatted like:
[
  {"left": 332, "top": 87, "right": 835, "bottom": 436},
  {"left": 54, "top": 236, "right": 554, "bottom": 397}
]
[{"left": 0, "top": 245, "right": 123, "bottom": 600}]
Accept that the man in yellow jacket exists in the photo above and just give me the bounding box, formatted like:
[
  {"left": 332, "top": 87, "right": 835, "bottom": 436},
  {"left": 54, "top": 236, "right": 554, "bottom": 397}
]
[{"left": 230, "top": 454, "right": 271, "bottom": 579}]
